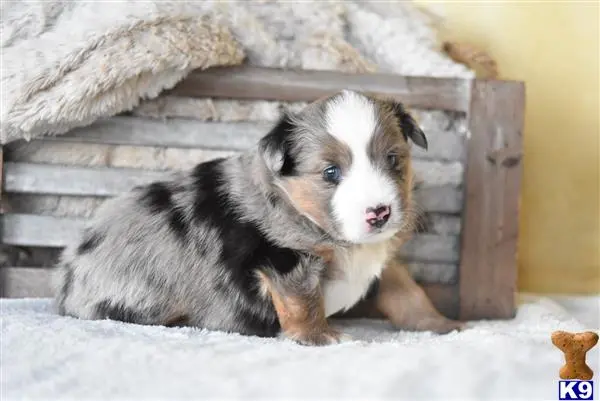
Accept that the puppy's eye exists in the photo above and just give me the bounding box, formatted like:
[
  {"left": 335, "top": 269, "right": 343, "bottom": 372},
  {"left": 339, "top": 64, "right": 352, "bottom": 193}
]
[
  {"left": 323, "top": 165, "right": 342, "bottom": 184},
  {"left": 387, "top": 152, "right": 398, "bottom": 168}
]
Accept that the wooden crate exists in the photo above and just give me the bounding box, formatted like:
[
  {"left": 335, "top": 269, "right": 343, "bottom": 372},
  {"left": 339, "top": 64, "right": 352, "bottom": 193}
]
[{"left": 0, "top": 66, "right": 525, "bottom": 321}]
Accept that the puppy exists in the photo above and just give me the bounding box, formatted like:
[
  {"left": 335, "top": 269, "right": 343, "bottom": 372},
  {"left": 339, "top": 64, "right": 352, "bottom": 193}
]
[{"left": 54, "top": 90, "right": 462, "bottom": 345}]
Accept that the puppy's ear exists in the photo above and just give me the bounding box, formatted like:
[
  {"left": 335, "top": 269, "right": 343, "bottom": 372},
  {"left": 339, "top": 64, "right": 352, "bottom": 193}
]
[
  {"left": 388, "top": 101, "right": 428, "bottom": 150},
  {"left": 259, "top": 113, "right": 297, "bottom": 175}
]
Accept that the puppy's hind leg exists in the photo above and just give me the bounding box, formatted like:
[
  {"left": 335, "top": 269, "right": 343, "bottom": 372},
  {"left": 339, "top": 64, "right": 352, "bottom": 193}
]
[
  {"left": 56, "top": 266, "right": 188, "bottom": 328},
  {"left": 77, "top": 296, "right": 190, "bottom": 328},
  {"left": 376, "top": 260, "right": 465, "bottom": 334}
]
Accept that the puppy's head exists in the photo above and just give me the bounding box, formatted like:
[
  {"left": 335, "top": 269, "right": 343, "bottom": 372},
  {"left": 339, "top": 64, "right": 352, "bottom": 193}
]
[{"left": 259, "top": 90, "right": 427, "bottom": 245}]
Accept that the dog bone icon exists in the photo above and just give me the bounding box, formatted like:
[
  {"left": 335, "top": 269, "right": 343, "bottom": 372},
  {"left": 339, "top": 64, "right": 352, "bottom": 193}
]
[{"left": 551, "top": 330, "right": 599, "bottom": 380}]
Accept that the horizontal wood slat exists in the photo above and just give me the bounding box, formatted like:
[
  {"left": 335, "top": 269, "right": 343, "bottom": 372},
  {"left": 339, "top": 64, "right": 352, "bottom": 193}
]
[
  {"left": 407, "top": 263, "right": 458, "bottom": 285},
  {"left": 4, "top": 162, "right": 166, "bottom": 198},
  {"left": 0, "top": 66, "right": 526, "bottom": 323},
  {"left": 0, "top": 267, "right": 55, "bottom": 298},
  {"left": 413, "top": 186, "right": 463, "bottom": 214},
  {"left": 3, "top": 162, "right": 464, "bottom": 212},
  {"left": 46, "top": 118, "right": 265, "bottom": 152},
  {"left": 169, "top": 66, "right": 471, "bottom": 112},
  {"left": 5, "top": 193, "right": 464, "bottom": 237},
  {"left": 0, "top": 267, "right": 459, "bottom": 318},
  {"left": 2, "top": 214, "right": 85, "bottom": 248},
  {"left": 1, "top": 214, "right": 460, "bottom": 263},
  {"left": 39, "top": 117, "right": 466, "bottom": 162}
]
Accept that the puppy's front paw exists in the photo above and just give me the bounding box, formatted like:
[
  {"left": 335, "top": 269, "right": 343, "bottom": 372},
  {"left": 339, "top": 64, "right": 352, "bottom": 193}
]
[{"left": 289, "top": 327, "right": 345, "bottom": 346}]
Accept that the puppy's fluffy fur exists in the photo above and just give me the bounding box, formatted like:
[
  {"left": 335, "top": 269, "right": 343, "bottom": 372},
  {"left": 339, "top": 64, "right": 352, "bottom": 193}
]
[{"left": 54, "top": 90, "right": 461, "bottom": 345}]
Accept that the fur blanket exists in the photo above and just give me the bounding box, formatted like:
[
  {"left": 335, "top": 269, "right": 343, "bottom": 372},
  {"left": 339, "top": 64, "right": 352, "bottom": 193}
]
[{"left": 0, "top": 0, "right": 473, "bottom": 144}]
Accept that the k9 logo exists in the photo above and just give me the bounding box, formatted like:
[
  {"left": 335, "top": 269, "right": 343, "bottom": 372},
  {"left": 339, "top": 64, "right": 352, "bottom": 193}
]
[{"left": 558, "top": 381, "right": 594, "bottom": 400}]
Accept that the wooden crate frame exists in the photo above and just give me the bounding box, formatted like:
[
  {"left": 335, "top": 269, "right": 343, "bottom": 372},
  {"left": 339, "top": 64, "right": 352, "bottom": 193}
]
[{"left": 0, "top": 66, "right": 525, "bottom": 321}]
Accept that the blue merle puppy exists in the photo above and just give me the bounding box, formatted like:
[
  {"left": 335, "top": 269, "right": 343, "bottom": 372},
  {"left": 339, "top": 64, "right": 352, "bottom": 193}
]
[{"left": 54, "top": 90, "right": 463, "bottom": 345}]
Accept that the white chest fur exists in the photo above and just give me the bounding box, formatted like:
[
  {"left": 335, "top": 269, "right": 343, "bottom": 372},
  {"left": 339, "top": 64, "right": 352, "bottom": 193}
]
[{"left": 323, "top": 242, "right": 391, "bottom": 317}]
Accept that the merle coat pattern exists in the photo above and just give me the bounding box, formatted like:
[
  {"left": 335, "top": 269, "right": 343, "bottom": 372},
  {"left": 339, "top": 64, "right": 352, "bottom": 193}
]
[{"left": 55, "top": 90, "right": 463, "bottom": 345}]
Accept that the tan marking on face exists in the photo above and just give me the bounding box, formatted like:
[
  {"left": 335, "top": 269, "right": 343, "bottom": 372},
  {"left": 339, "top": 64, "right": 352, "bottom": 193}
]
[
  {"left": 312, "top": 245, "right": 335, "bottom": 265},
  {"left": 364, "top": 100, "right": 418, "bottom": 239},
  {"left": 282, "top": 176, "right": 329, "bottom": 229},
  {"left": 394, "top": 158, "right": 417, "bottom": 237},
  {"left": 277, "top": 93, "right": 420, "bottom": 244},
  {"left": 370, "top": 100, "right": 413, "bottom": 164},
  {"left": 319, "top": 135, "right": 353, "bottom": 172},
  {"left": 280, "top": 129, "right": 354, "bottom": 235},
  {"left": 279, "top": 133, "right": 351, "bottom": 232}
]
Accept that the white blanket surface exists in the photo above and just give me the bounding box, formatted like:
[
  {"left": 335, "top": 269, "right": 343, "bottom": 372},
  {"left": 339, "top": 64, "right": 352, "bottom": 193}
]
[{"left": 2, "top": 294, "right": 599, "bottom": 401}]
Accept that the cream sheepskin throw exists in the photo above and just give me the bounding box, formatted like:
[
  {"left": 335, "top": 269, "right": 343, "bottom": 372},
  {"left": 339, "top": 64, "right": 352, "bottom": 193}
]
[{"left": 0, "top": 0, "right": 473, "bottom": 144}]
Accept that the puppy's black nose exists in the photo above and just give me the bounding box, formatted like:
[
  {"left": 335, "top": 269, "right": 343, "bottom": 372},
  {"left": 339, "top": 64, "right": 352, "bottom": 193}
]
[{"left": 366, "top": 205, "right": 391, "bottom": 229}]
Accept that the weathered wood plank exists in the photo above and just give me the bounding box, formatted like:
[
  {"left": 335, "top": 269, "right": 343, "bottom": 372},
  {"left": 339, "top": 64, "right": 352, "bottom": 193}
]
[
  {"left": 402, "top": 234, "right": 459, "bottom": 264},
  {"left": 1, "top": 214, "right": 460, "bottom": 263},
  {"left": 0, "top": 266, "right": 458, "bottom": 318},
  {"left": 4, "top": 162, "right": 167, "bottom": 198},
  {"left": 38, "top": 117, "right": 466, "bottom": 162},
  {"left": 1, "top": 214, "right": 85, "bottom": 248},
  {"left": 44, "top": 118, "right": 266, "bottom": 152},
  {"left": 169, "top": 66, "right": 472, "bottom": 112},
  {"left": 422, "top": 283, "right": 460, "bottom": 320},
  {"left": 407, "top": 263, "right": 458, "bottom": 285},
  {"left": 414, "top": 185, "right": 463, "bottom": 214},
  {"left": 412, "top": 160, "right": 464, "bottom": 187},
  {"left": 3, "top": 162, "right": 464, "bottom": 207},
  {"left": 459, "top": 80, "right": 524, "bottom": 320},
  {"left": 0, "top": 146, "right": 4, "bottom": 214},
  {"left": 423, "top": 215, "right": 462, "bottom": 236},
  {"left": 5, "top": 193, "right": 465, "bottom": 237},
  {"left": 0, "top": 267, "right": 54, "bottom": 298}
]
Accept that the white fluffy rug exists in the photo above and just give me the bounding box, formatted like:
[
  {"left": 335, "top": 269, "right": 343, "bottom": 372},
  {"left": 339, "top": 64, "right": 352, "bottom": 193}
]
[{"left": 1, "top": 294, "right": 598, "bottom": 401}]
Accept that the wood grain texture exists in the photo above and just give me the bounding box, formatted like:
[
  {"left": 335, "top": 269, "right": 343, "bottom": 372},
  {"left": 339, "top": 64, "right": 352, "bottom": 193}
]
[
  {"left": 0, "top": 67, "right": 527, "bottom": 321},
  {"left": 168, "top": 66, "right": 472, "bottom": 112},
  {"left": 7, "top": 192, "right": 467, "bottom": 237},
  {"left": 3, "top": 162, "right": 464, "bottom": 211},
  {"left": 38, "top": 116, "right": 467, "bottom": 162},
  {"left": 0, "top": 213, "right": 460, "bottom": 264},
  {"left": 422, "top": 283, "right": 460, "bottom": 320},
  {"left": 414, "top": 185, "right": 463, "bottom": 214},
  {"left": 44, "top": 118, "right": 266, "bottom": 152},
  {"left": 8, "top": 192, "right": 467, "bottom": 239},
  {"left": 0, "top": 267, "right": 54, "bottom": 298},
  {"left": 4, "top": 162, "right": 167, "bottom": 198},
  {"left": 0, "top": 266, "right": 459, "bottom": 319},
  {"left": 407, "top": 263, "right": 458, "bottom": 285},
  {"left": 459, "top": 80, "right": 525, "bottom": 320},
  {"left": 1, "top": 214, "right": 85, "bottom": 248},
  {"left": 0, "top": 146, "right": 3, "bottom": 214}
]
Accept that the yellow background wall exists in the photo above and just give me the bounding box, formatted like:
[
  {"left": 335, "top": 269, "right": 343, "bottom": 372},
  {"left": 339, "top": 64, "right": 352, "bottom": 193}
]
[{"left": 415, "top": 1, "right": 599, "bottom": 294}]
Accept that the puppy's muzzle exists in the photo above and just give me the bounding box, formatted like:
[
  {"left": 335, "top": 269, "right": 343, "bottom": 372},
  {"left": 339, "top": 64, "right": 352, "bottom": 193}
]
[{"left": 366, "top": 205, "right": 391, "bottom": 229}]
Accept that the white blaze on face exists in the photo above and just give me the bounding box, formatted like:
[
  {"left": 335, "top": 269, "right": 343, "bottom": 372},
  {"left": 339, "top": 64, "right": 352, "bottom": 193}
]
[{"left": 326, "top": 91, "right": 400, "bottom": 244}]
